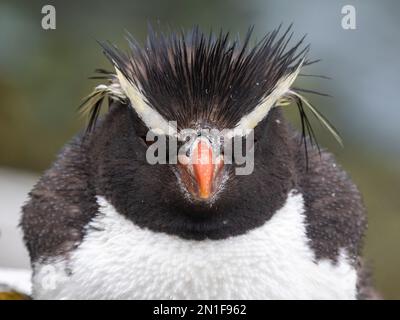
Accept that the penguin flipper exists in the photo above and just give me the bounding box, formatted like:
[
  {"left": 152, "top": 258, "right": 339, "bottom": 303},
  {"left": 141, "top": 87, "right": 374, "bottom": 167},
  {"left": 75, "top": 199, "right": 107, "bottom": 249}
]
[{"left": 21, "top": 136, "right": 98, "bottom": 263}]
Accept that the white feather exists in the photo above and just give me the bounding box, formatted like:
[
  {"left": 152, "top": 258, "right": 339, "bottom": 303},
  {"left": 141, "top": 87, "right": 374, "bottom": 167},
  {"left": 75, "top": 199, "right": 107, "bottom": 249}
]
[
  {"left": 115, "top": 68, "right": 177, "bottom": 136},
  {"left": 32, "top": 190, "right": 357, "bottom": 300},
  {"left": 228, "top": 61, "right": 303, "bottom": 137}
]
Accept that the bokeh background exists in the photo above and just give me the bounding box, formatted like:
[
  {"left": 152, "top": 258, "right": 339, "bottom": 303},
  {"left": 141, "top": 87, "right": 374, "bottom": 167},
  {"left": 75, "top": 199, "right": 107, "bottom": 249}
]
[{"left": 0, "top": 0, "right": 399, "bottom": 298}]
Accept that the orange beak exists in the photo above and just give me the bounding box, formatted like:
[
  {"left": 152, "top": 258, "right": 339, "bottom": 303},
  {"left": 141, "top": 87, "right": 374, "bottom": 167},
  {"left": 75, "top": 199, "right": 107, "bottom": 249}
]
[
  {"left": 192, "top": 140, "right": 215, "bottom": 199},
  {"left": 178, "top": 138, "right": 224, "bottom": 200}
]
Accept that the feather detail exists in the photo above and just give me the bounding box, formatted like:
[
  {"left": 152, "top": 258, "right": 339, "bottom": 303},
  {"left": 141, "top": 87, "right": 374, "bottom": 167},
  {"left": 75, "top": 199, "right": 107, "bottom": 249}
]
[
  {"left": 288, "top": 90, "right": 343, "bottom": 146},
  {"left": 78, "top": 71, "right": 126, "bottom": 133},
  {"left": 78, "top": 25, "right": 342, "bottom": 156},
  {"left": 115, "top": 69, "right": 178, "bottom": 136},
  {"left": 232, "top": 59, "right": 304, "bottom": 133},
  {"left": 98, "top": 25, "right": 313, "bottom": 130}
]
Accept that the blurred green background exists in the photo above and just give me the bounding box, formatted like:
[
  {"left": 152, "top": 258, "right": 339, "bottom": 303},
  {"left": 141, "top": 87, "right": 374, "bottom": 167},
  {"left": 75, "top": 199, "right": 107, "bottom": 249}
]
[{"left": 0, "top": 0, "right": 399, "bottom": 298}]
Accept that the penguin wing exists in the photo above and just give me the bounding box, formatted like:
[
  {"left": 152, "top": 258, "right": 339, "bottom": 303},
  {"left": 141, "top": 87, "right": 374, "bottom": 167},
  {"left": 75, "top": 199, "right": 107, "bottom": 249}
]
[
  {"left": 295, "top": 146, "right": 367, "bottom": 262},
  {"left": 21, "top": 136, "right": 98, "bottom": 263},
  {"left": 292, "top": 137, "right": 379, "bottom": 299}
]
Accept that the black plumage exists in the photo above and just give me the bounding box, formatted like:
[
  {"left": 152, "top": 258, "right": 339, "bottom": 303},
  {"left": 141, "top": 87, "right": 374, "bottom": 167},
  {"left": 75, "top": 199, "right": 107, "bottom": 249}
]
[
  {"left": 21, "top": 25, "right": 376, "bottom": 299},
  {"left": 101, "top": 25, "right": 308, "bottom": 128},
  {"left": 82, "top": 25, "right": 340, "bottom": 154}
]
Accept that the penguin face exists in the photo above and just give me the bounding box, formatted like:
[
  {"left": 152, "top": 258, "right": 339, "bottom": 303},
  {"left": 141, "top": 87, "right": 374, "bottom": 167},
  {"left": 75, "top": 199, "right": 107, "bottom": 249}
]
[
  {"left": 83, "top": 26, "right": 334, "bottom": 239},
  {"left": 90, "top": 104, "right": 294, "bottom": 240}
]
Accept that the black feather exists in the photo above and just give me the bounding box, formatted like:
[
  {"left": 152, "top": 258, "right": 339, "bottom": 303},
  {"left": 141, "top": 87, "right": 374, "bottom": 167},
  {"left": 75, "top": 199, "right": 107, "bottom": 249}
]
[
  {"left": 100, "top": 25, "right": 311, "bottom": 129},
  {"left": 81, "top": 25, "right": 341, "bottom": 156}
]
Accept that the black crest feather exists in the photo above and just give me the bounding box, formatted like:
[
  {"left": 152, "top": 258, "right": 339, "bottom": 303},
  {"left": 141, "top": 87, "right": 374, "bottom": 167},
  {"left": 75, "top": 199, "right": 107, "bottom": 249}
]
[
  {"left": 100, "top": 24, "right": 311, "bottom": 128},
  {"left": 81, "top": 25, "right": 341, "bottom": 159}
]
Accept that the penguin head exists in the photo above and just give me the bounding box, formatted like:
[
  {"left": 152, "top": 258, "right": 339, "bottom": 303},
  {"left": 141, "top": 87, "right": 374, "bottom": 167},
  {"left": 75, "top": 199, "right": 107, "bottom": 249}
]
[{"left": 82, "top": 26, "right": 338, "bottom": 239}]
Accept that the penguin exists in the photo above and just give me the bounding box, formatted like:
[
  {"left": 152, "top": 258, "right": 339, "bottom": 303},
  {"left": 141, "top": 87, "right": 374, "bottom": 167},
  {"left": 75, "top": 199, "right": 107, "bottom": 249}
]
[{"left": 21, "top": 26, "right": 377, "bottom": 300}]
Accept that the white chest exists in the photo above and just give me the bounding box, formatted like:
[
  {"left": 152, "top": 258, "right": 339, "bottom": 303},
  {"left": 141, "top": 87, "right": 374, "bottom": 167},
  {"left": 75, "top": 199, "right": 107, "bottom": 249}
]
[{"left": 33, "top": 191, "right": 357, "bottom": 299}]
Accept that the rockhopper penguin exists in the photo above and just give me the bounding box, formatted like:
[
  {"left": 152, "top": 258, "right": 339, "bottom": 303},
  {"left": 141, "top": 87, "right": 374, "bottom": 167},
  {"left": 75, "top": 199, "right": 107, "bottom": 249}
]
[{"left": 21, "top": 26, "right": 376, "bottom": 299}]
